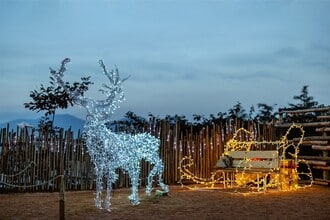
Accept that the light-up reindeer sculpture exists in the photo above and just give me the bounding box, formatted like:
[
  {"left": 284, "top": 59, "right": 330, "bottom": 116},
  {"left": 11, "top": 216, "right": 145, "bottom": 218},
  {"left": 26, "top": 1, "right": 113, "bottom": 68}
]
[{"left": 51, "top": 58, "right": 168, "bottom": 211}]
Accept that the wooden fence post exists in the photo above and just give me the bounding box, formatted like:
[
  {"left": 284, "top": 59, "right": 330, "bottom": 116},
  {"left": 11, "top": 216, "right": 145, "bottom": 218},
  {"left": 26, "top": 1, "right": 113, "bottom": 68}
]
[{"left": 59, "top": 175, "right": 65, "bottom": 220}]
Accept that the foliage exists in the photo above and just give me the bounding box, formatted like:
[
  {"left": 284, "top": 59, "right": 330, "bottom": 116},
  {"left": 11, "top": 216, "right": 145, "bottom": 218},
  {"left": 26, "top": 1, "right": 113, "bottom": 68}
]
[
  {"left": 255, "top": 103, "right": 277, "bottom": 123},
  {"left": 227, "top": 101, "right": 247, "bottom": 120},
  {"left": 248, "top": 105, "right": 255, "bottom": 120},
  {"left": 109, "top": 84, "right": 325, "bottom": 130},
  {"left": 24, "top": 59, "right": 92, "bottom": 131},
  {"left": 277, "top": 85, "right": 320, "bottom": 123},
  {"left": 108, "top": 111, "right": 148, "bottom": 133},
  {"left": 289, "top": 85, "right": 318, "bottom": 109}
]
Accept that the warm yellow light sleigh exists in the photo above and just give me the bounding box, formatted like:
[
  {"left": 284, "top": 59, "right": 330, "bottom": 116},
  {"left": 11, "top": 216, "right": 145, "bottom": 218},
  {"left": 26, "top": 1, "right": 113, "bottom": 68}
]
[{"left": 178, "top": 124, "right": 313, "bottom": 192}]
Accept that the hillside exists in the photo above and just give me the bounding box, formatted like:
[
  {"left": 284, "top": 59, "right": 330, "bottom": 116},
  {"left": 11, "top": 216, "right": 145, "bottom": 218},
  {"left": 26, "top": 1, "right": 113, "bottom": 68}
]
[{"left": 0, "top": 114, "right": 85, "bottom": 135}]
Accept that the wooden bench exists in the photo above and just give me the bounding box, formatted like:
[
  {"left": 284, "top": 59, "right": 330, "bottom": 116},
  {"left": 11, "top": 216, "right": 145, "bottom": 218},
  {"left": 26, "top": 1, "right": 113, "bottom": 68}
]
[{"left": 214, "top": 150, "right": 281, "bottom": 190}]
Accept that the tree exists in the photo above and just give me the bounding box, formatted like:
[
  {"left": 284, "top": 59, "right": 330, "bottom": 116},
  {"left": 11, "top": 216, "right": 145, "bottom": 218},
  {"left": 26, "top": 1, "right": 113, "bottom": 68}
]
[
  {"left": 248, "top": 105, "right": 255, "bottom": 120},
  {"left": 192, "top": 114, "right": 203, "bottom": 125},
  {"left": 255, "top": 103, "right": 276, "bottom": 123},
  {"left": 289, "top": 85, "right": 318, "bottom": 109},
  {"left": 107, "top": 111, "right": 148, "bottom": 133},
  {"left": 24, "top": 58, "right": 92, "bottom": 131},
  {"left": 124, "top": 111, "right": 147, "bottom": 133},
  {"left": 228, "top": 101, "right": 247, "bottom": 120}
]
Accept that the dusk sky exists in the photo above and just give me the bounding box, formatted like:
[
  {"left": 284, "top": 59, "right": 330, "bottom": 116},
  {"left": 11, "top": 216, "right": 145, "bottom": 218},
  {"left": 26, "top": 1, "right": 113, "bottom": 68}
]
[{"left": 0, "top": 0, "right": 329, "bottom": 122}]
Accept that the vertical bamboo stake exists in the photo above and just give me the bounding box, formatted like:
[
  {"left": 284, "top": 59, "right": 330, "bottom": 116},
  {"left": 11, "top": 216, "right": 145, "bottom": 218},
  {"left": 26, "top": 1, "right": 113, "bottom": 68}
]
[
  {"left": 59, "top": 175, "right": 65, "bottom": 220},
  {"left": 32, "top": 133, "right": 37, "bottom": 191}
]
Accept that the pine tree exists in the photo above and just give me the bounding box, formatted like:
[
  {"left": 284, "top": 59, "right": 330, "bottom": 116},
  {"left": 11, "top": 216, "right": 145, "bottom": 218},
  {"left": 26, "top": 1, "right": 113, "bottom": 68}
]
[{"left": 289, "top": 85, "right": 318, "bottom": 109}]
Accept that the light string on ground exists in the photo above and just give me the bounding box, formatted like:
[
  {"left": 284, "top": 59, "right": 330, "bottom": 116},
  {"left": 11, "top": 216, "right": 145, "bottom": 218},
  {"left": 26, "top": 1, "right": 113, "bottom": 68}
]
[{"left": 1, "top": 161, "right": 64, "bottom": 189}]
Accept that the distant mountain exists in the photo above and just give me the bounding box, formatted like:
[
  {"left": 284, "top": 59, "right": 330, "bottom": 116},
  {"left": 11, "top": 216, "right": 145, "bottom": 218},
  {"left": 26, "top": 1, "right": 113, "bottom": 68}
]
[{"left": 0, "top": 114, "right": 85, "bottom": 135}]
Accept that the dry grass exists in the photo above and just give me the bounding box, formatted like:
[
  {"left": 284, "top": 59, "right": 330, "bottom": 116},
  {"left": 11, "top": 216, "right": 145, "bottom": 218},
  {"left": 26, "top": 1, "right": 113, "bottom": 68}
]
[{"left": 0, "top": 185, "right": 329, "bottom": 220}]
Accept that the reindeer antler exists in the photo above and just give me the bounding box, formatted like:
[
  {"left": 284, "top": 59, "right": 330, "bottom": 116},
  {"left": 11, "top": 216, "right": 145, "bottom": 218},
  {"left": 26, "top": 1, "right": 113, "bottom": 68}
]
[
  {"left": 51, "top": 58, "right": 129, "bottom": 120},
  {"left": 97, "top": 60, "right": 130, "bottom": 108},
  {"left": 98, "top": 59, "right": 130, "bottom": 95},
  {"left": 50, "top": 57, "right": 70, "bottom": 85},
  {"left": 50, "top": 58, "right": 86, "bottom": 103}
]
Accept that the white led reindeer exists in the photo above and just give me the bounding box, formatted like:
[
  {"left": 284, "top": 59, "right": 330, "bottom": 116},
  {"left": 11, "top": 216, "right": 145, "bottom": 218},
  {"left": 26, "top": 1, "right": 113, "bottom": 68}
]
[{"left": 51, "top": 58, "right": 168, "bottom": 211}]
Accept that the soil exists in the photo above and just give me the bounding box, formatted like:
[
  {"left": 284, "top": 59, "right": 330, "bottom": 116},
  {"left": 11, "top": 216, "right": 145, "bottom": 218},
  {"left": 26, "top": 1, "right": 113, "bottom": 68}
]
[{"left": 0, "top": 185, "right": 329, "bottom": 220}]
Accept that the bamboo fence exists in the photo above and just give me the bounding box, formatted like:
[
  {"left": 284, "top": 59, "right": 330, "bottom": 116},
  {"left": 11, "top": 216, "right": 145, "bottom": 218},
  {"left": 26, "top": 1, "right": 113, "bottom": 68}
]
[
  {"left": 0, "top": 126, "right": 93, "bottom": 192},
  {"left": 0, "top": 119, "right": 277, "bottom": 192}
]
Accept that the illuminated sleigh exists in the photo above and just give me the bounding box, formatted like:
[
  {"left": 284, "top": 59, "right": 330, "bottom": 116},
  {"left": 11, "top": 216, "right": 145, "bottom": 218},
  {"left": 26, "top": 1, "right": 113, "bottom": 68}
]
[{"left": 178, "top": 124, "right": 313, "bottom": 192}]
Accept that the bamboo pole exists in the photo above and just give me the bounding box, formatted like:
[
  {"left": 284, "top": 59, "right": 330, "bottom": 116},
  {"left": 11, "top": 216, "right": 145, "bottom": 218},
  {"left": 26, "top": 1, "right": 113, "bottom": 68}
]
[{"left": 59, "top": 175, "right": 65, "bottom": 220}]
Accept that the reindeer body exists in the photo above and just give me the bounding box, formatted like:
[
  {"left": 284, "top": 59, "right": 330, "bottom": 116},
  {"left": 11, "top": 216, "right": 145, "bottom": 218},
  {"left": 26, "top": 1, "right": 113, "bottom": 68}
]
[
  {"left": 52, "top": 58, "right": 168, "bottom": 211},
  {"left": 85, "top": 119, "right": 168, "bottom": 209}
]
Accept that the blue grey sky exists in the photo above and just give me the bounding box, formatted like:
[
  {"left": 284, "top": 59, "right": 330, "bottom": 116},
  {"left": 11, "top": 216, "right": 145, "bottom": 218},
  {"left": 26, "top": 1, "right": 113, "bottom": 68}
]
[{"left": 0, "top": 0, "right": 329, "bottom": 122}]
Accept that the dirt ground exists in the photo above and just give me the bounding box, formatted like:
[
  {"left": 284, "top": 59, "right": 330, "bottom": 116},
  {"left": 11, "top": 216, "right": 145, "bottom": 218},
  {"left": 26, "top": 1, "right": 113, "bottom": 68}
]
[{"left": 0, "top": 185, "right": 329, "bottom": 220}]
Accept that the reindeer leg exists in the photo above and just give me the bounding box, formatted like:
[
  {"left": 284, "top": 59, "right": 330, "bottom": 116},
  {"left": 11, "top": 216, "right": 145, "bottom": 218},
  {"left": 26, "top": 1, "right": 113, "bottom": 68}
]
[
  {"left": 146, "top": 159, "right": 169, "bottom": 196},
  {"left": 146, "top": 163, "right": 157, "bottom": 196},
  {"left": 128, "top": 168, "right": 140, "bottom": 205},
  {"left": 94, "top": 167, "right": 103, "bottom": 209},
  {"left": 104, "top": 170, "right": 113, "bottom": 211},
  {"left": 156, "top": 161, "right": 169, "bottom": 193}
]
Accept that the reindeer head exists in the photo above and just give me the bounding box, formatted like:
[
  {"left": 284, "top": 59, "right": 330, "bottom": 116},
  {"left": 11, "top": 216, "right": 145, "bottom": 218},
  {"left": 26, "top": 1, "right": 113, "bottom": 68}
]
[{"left": 51, "top": 58, "right": 130, "bottom": 124}]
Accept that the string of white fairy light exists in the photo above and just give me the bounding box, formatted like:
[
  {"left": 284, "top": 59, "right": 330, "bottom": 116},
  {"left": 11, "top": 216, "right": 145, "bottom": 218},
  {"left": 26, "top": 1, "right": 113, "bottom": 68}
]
[
  {"left": 0, "top": 174, "right": 64, "bottom": 189},
  {"left": 1, "top": 163, "right": 66, "bottom": 218},
  {"left": 178, "top": 124, "right": 313, "bottom": 192},
  {"left": 0, "top": 161, "right": 64, "bottom": 189}
]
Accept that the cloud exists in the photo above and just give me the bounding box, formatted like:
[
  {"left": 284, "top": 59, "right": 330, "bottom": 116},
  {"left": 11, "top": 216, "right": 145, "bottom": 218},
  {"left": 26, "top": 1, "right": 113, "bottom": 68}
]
[
  {"left": 0, "top": 0, "right": 329, "bottom": 122},
  {"left": 274, "top": 47, "right": 301, "bottom": 58}
]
